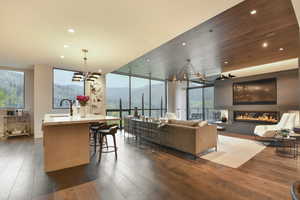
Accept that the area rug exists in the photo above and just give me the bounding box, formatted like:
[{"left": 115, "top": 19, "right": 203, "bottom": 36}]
[{"left": 201, "top": 135, "right": 266, "bottom": 168}]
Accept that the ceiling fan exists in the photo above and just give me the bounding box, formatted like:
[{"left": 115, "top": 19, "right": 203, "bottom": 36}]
[{"left": 215, "top": 73, "right": 236, "bottom": 81}]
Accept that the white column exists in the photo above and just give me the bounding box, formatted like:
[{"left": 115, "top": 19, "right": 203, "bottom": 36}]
[
  {"left": 34, "top": 64, "right": 53, "bottom": 138},
  {"left": 167, "top": 81, "right": 187, "bottom": 120}
]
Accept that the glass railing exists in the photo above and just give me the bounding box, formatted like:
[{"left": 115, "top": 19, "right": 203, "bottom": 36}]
[
  {"left": 189, "top": 108, "right": 223, "bottom": 122},
  {"left": 106, "top": 109, "right": 167, "bottom": 128}
]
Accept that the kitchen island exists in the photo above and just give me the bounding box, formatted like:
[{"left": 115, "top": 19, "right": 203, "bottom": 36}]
[{"left": 42, "top": 114, "right": 119, "bottom": 172}]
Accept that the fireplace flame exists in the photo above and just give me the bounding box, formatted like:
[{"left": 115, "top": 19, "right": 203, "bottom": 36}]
[{"left": 235, "top": 112, "right": 278, "bottom": 123}]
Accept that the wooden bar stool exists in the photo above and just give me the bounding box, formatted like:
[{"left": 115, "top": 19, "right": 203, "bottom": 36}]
[
  {"left": 89, "top": 123, "right": 108, "bottom": 153},
  {"left": 98, "top": 125, "right": 118, "bottom": 162}
]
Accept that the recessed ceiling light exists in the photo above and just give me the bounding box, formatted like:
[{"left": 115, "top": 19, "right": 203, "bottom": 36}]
[
  {"left": 224, "top": 61, "right": 229, "bottom": 64},
  {"left": 67, "top": 28, "right": 75, "bottom": 33},
  {"left": 279, "top": 48, "right": 284, "bottom": 51},
  {"left": 146, "top": 58, "right": 150, "bottom": 62},
  {"left": 60, "top": 55, "right": 65, "bottom": 59},
  {"left": 250, "top": 10, "right": 257, "bottom": 15},
  {"left": 181, "top": 42, "right": 187, "bottom": 46},
  {"left": 63, "top": 44, "right": 69, "bottom": 48},
  {"left": 262, "top": 42, "right": 268, "bottom": 48}
]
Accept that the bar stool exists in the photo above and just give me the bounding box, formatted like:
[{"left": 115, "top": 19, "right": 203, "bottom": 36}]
[
  {"left": 89, "top": 123, "right": 107, "bottom": 153},
  {"left": 98, "top": 125, "right": 118, "bottom": 162}
]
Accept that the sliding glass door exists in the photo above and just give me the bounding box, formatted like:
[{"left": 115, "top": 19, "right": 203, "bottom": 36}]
[
  {"left": 188, "top": 88, "right": 203, "bottom": 120},
  {"left": 187, "top": 84, "right": 215, "bottom": 121},
  {"left": 203, "top": 87, "right": 214, "bottom": 121}
]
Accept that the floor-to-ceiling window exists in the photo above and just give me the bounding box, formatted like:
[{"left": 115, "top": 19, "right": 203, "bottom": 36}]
[
  {"left": 131, "top": 77, "right": 150, "bottom": 116},
  {"left": 106, "top": 73, "right": 167, "bottom": 127},
  {"left": 106, "top": 73, "right": 130, "bottom": 126},
  {"left": 187, "top": 81, "right": 215, "bottom": 121},
  {"left": 203, "top": 87, "right": 215, "bottom": 121},
  {"left": 188, "top": 88, "right": 203, "bottom": 120},
  {"left": 106, "top": 73, "right": 130, "bottom": 109},
  {"left": 150, "top": 79, "right": 166, "bottom": 118}
]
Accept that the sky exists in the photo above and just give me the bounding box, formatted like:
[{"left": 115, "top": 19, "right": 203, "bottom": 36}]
[
  {"left": 53, "top": 69, "right": 84, "bottom": 87},
  {"left": 106, "top": 73, "right": 164, "bottom": 89}
]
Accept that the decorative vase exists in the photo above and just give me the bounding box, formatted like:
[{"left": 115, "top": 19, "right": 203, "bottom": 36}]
[
  {"left": 80, "top": 106, "right": 87, "bottom": 118},
  {"left": 221, "top": 116, "right": 227, "bottom": 123}
]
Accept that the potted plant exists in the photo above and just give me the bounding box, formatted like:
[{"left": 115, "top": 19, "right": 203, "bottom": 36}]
[{"left": 76, "top": 95, "right": 89, "bottom": 118}]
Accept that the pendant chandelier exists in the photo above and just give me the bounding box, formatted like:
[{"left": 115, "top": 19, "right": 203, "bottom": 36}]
[
  {"left": 72, "top": 49, "right": 102, "bottom": 82},
  {"left": 171, "top": 59, "right": 206, "bottom": 82}
]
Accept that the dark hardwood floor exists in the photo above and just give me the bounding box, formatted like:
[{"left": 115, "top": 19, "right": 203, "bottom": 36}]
[{"left": 0, "top": 131, "right": 299, "bottom": 200}]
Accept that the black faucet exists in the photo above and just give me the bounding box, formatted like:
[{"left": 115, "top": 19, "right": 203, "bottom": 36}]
[{"left": 60, "top": 99, "right": 73, "bottom": 116}]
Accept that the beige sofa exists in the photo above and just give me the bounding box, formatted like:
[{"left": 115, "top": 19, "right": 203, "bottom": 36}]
[
  {"left": 124, "top": 118, "right": 218, "bottom": 157},
  {"left": 162, "top": 120, "right": 217, "bottom": 156}
]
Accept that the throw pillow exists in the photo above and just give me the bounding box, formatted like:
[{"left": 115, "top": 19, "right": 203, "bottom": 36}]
[{"left": 199, "top": 121, "right": 208, "bottom": 127}]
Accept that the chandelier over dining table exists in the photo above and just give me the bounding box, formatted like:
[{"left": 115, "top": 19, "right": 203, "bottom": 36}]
[{"left": 72, "top": 49, "right": 102, "bottom": 82}]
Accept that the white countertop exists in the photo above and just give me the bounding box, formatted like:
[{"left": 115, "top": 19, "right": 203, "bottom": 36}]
[{"left": 43, "top": 113, "right": 120, "bottom": 126}]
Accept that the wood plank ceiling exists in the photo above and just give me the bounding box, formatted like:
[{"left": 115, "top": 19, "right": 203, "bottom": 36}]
[{"left": 115, "top": 0, "right": 300, "bottom": 80}]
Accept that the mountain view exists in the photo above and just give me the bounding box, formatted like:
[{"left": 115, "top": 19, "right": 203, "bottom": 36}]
[
  {"left": 53, "top": 69, "right": 84, "bottom": 108},
  {"left": 188, "top": 87, "right": 215, "bottom": 120},
  {"left": 0, "top": 70, "right": 24, "bottom": 108},
  {"left": 53, "top": 84, "right": 84, "bottom": 108},
  {"left": 106, "top": 84, "right": 165, "bottom": 110}
]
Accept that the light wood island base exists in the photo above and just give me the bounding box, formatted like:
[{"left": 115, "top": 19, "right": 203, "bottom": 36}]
[
  {"left": 43, "top": 123, "right": 90, "bottom": 172},
  {"left": 42, "top": 114, "right": 120, "bottom": 172}
]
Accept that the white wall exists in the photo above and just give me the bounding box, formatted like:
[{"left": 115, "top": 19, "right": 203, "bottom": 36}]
[
  {"left": 175, "top": 81, "right": 187, "bottom": 120},
  {"left": 292, "top": 0, "right": 300, "bottom": 26},
  {"left": 34, "top": 65, "right": 53, "bottom": 138},
  {"left": 85, "top": 76, "right": 106, "bottom": 115},
  {"left": 167, "top": 81, "right": 176, "bottom": 113}
]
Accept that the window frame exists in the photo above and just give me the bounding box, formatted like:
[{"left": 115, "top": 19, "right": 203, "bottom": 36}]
[
  {"left": 150, "top": 79, "right": 166, "bottom": 110},
  {"left": 186, "top": 81, "right": 214, "bottom": 120},
  {"left": 0, "top": 69, "right": 25, "bottom": 109},
  {"left": 130, "top": 75, "right": 150, "bottom": 111},
  {"left": 52, "top": 68, "right": 85, "bottom": 109},
  {"left": 106, "top": 73, "right": 130, "bottom": 110}
]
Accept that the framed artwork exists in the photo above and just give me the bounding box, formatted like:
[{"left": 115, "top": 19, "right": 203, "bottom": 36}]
[{"left": 233, "top": 78, "right": 277, "bottom": 105}]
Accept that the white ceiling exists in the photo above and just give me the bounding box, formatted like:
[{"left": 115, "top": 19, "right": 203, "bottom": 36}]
[
  {"left": 292, "top": 0, "right": 300, "bottom": 27},
  {"left": 0, "top": 0, "right": 244, "bottom": 72}
]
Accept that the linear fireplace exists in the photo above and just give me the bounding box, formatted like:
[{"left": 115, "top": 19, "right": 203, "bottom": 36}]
[{"left": 234, "top": 111, "right": 278, "bottom": 124}]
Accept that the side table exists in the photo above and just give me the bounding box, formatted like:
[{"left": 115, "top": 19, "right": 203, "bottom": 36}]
[{"left": 274, "top": 136, "right": 298, "bottom": 159}]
